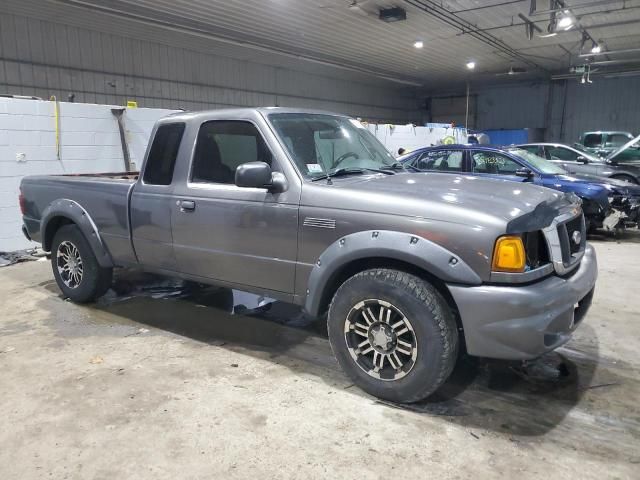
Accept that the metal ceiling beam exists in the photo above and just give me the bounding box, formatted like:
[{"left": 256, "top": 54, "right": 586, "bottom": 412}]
[
  {"left": 403, "top": 0, "right": 547, "bottom": 71},
  {"left": 579, "top": 47, "right": 640, "bottom": 57},
  {"left": 450, "top": 0, "right": 526, "bottom": 13},
  {"left": 530, "top": 0, "right": 625, "bottom": 15}
]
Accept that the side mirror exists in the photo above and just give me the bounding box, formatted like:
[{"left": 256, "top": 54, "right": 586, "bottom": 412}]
[
  {"left": 515, "top": 168, "right": 534, "bottom": 179},
  {"left": 235, "top": 162, "right": 287, "bottom": 193},
  {"left": 577, "top": 156, "right": 588, "bottom": 164}
]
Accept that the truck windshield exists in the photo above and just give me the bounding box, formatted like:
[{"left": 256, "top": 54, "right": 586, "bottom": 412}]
[
  {"left": 267, "top": 113, "right": 397, "bottom": 179},
  {"left": 508, "top": 148, "right": 567, "bottom": 175}
]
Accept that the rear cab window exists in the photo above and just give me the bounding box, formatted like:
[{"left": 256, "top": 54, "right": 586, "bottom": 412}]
[
  {"left": 142, "top": 123, "right": 186, "bottom": 185},
  {"left": 583, "top": 134, "right": 602, "bottom": 148}
]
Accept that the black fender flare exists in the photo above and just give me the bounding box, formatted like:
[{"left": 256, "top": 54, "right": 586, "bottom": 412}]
[
  {"left": 41, "top": 199, "right": 114, "bottom": 268},
  {"left": 303, "top": 230, "right": 481, "bottom": 317}
]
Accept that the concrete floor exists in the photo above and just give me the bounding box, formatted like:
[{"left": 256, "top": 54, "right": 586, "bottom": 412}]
[{"left": 1, "top": 233, "right": 639, "bottom": 479}]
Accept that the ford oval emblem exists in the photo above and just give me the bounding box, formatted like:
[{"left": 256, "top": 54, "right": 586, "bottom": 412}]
[{"left": 572, "top": 230, "right": 582, "bottom": 245}]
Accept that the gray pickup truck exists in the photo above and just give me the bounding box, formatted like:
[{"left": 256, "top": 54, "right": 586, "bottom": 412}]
[{"left": 19, "top": 108, "right": 597, "bottom": 403}]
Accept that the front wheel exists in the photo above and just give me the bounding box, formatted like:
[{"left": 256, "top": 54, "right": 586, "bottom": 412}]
[
  {"left": 51, "top": 224, "right": 113, "bottom": 303},
  {"left": 327, "top": 269, "right": 458, "bottom": 403}
]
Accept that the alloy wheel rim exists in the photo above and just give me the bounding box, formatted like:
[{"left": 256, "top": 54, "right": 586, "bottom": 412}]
[
  {"left": 344, "top": 299, "right": 418, "bottom": 381},
  {"left": 56, "top": 241, "right": 83, "bottom": 289}
]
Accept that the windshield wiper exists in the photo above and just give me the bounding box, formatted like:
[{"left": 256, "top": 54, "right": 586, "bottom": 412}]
[
  {"left": 380, "top": 162, "right": 418, "bottom": 172},
  {"left": 311, "top": 168, "right": 365, "bottom": 183},
  {"left": 311, "top": 167, "right": 393, "bottom": 184}
]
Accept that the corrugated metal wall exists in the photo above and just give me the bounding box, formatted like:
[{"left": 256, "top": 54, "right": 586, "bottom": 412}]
[
  {"left": 0, "top": 11, "right": 420, "bottom": 123},
  {"left": 475, "top": 82, "right": 550, "bottom": 131},
  {"left": 558, "top": 77, "right": 640, "bottom": 142},
  {"left": 431, "top": 77, "right": 640, "bottom": 143}
]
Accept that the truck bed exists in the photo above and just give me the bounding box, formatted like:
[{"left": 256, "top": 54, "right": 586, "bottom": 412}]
[
  {"left": 56, "top": 171, "right": 140, "bottom": 180},
  {"left": 21, "top": 173, "right": 139, "bottom": 265}
]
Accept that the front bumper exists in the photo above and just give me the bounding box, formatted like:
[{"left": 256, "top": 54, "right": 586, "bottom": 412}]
[{"left": 448, "top": 244, "right": 598, "bottom": 360}]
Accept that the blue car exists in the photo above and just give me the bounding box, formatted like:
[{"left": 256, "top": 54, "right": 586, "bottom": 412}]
[{"left": 400, "top": 144, "right": 640, "bottom": 231}]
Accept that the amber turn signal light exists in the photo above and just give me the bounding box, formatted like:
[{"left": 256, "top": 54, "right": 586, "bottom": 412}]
[{"left": 492, "top": 236, "right": 526, "bottom": 273}]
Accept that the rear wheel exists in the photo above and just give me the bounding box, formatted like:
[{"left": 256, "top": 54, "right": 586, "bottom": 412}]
[
  {"left": 327, "top": 269, "right": 458, "bottom": 403},
  {"left": 51, "top": 224, "right": 113, "bottom": 303}
]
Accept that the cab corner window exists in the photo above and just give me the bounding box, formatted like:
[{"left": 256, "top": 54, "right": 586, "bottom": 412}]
[
  {"left": 143, "top": 123, "right": 185, "bottom": 185},
  {"left": 191, "top": 121, "right": 273, "bottom": 184}
]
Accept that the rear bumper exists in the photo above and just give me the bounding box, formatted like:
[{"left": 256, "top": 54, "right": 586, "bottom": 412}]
[
  {"left": 448, "top": 244, "right": 598, "bottom": 360},
  {"left": 22, "top": 216, "right": 41, "bottom": 244}
]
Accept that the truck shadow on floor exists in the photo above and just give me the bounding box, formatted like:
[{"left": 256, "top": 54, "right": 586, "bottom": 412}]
[
  {"left": 589, "top": 227, "right": 640, "bottom": 243},
  {"left": 42, "top": 269, "right": 609, "bottom": 439}
]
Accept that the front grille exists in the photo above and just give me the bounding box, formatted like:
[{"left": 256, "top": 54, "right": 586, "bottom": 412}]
[{"left": 544, "top": 211, "right": 586, "bottom": 274}]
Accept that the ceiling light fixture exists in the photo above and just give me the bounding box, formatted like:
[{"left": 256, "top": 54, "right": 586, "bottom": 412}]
[
  {"left": 466, "top": 61, "right": 476, "bottom": 70},
  {"left": 557, "top": 11, "right": 573, "bottom": 30},
  {"left": 413, "top": 40, "right": 424, "bottom": 49},
  {"left": 591, "top": 43, "right": 602, "bottom": 54}
]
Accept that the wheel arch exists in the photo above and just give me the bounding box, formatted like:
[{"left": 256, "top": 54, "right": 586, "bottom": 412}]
[
  {"left": 41, "top": 199, "right": 114, "bottom": 268},
  {"left": 609, "top": 173, "right": 638, "bottom": 184},
  {"left": 303, "top": 230, "right": 481, "bottom": 320}
]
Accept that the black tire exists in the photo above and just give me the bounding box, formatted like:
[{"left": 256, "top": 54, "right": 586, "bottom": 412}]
[
  {"left": 327, "top": 269, "right": 458, "bottom": 403},
  {"left": 51, "top": 224, "right": 113, "bottom": 303}
]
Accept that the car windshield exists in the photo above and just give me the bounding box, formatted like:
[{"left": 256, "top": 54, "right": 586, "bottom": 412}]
[
  {"left": 267, "top": 113, "right": 397, "bottom": 179},
  {"left": 507, "top": 148, "right": 567, "bottom": 174}
]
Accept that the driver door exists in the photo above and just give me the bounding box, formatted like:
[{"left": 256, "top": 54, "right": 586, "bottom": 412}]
[
  {"left": 470, "top": 150, "right": 524, "bottom": 180},
  {"left": 546, "top": 145, "right": 597, "bottom": 176},
  {"left": 170, "top": 120, "right": 298, "bottom": 294}
]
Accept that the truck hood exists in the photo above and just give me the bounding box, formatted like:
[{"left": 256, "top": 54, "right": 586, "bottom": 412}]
[
  {"left": 311, "top": 172, "right": 574, "bottom": 228},
  {"left": 606, "top": 132, "right": 640, "bottom": 161}
]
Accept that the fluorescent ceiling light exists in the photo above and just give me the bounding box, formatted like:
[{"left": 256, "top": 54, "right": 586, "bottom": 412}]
[
  {"left": 413, "top": 40, "right": 424, "bottom": 49},
  {"left": 466, "top": 61, "right": 476, "bottom": 70}
]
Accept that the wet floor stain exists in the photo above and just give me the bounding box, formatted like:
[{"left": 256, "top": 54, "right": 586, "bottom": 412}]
[{"left": 32, "top": 268, "right": 640, "bottom": 460}]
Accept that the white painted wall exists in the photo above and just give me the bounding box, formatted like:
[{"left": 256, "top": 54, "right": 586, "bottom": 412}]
[
  {"left": 368, "top": 123, "right": 468, "bottom": 156},
  {"left": 0, "top": 97, "right": 176, "bottom": 251}
]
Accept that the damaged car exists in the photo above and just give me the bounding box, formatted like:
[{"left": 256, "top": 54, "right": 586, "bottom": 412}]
[{"left": 400, "top": 144, "right": 640, "bottom": 232}]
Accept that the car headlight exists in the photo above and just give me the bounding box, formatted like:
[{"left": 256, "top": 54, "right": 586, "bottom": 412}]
[{"left": 492, "top": 236, "right": 526, "bottom": 273}]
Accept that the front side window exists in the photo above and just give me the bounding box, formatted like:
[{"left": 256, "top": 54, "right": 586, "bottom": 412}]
[
  {"left": 191, "top": 121, "right": 273, "bottom": 184},
  {"left": 472, "top": 151, "right": 521, "bottom": 174},
  {"left": 416, "top": 150, "right": 464, "bottom": 172},
  {"left": 547, "top": 146, "right": 578, "bottom": 161},
  {"left": 507, "top": 148, "right": 567, "bottom": 174},
  {"left": 518, "top": 145, "right": 542, "bottom": 156},
  {"left": 606, "top": 133, "right": 633, "bottom": 147},
  {"left": 583, "top": 134, "right": 602, "bottom": 148},
  {"left": 267, "top": 113, "right": 396, "bottom": 178},
  {"left": 143, "top": 123, "right": 185, "bottom": 185}
]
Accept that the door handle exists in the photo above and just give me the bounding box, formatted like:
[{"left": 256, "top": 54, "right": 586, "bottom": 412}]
[{"left": 179, "top": 200, "right": 196, "bottom": 211}]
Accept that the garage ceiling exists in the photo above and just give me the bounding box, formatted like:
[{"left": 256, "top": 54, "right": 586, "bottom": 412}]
[{"left": 50, "top": 0, "right": 640, "bottom": 89}]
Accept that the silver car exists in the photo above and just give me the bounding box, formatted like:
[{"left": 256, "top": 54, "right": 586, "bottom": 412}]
[{"left": 518, "top": 143, "right": 640, "bottom": 184}]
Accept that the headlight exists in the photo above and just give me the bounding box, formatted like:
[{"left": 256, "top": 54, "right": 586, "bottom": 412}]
[{"left": 492, "top": 236, "right": 526, "bottom": 273}]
